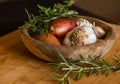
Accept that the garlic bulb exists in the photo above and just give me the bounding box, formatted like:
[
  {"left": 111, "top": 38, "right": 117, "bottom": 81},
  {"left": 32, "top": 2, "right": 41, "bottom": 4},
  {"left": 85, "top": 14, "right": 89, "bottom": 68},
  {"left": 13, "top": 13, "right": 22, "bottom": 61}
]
[
  {"left": 63, "top": 27, "right": 88, "bottom": 46},
  {"left": 63, "top": 18, "right": 97, "bottom": 46}
]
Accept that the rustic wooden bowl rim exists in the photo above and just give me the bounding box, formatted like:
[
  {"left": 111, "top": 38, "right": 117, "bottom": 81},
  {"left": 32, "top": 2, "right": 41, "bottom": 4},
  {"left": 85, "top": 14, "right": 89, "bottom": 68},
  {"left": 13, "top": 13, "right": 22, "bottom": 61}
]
[{"left": 20, "top": 15, "right": 116, "bottom": 62}]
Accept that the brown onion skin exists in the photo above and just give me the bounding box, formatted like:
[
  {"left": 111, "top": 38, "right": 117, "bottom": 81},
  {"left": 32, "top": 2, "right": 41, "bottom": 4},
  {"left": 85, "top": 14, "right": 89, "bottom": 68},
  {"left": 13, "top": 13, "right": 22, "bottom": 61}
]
[
  {"left": 32, "top": 33, "right": 61, "bottom": 45},
  {"left": 50, "top": 18, "right": 76, "bottom": 37},
  {"left": 67, "top": 19, "right": 76, "bottom": 28}
]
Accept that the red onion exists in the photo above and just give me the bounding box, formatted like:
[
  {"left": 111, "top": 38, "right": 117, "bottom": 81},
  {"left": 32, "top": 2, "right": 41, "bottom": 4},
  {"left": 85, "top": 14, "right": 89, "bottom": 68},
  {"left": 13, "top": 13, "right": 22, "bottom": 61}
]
[{"left": 50, "top": 18, "right": 76, "bottom": 37}]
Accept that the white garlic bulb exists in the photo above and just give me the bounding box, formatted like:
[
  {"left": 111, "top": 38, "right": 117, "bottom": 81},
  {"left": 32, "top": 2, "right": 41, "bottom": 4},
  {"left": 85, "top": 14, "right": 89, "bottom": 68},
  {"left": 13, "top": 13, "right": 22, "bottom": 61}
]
[
  {"left": 63, "top": 18, "right": 97, "bottom": 46},
  {"left": 76, "top": 18, "right": 97, "bottom": 45}
]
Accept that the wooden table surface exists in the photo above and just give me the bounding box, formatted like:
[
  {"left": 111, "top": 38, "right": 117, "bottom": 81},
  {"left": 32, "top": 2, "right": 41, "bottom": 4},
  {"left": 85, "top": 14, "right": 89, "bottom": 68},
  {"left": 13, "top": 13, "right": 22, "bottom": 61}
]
[{"left": 0, "top": 24, "right": 120, "bottom": 84}]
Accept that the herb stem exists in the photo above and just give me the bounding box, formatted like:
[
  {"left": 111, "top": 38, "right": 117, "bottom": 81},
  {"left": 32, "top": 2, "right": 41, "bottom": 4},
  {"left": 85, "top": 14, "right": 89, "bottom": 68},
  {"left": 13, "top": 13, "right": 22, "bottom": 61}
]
[
  {"left": 49, "top": 53, "right": 120, "bottom": 84},
  {"left": 61, "top": 70, "right": 71, "bottom": 81},
  {"left": 62, "top": 66, "right": 117, "bottom": 71},
  {"left": 62, "top": 67, "right": 81, "bottom": 71},
  {"left": 26, "top": 0, "right": 77, "bottom": 34}
]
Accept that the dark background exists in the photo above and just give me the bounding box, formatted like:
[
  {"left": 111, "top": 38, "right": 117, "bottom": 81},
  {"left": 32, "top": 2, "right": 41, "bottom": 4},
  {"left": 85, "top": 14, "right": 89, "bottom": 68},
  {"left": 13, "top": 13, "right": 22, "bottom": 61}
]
[
  {"left": 0, "top": 0, "right": 59, "bottom": 36},
  {"left": 0, "top": 0, "right": 120, "bottom": 36}
]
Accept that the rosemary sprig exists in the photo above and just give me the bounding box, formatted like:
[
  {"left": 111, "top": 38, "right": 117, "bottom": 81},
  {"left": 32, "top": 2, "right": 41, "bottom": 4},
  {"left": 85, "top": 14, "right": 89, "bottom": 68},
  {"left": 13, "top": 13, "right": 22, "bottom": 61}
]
[
  {"left": 49, "top": 53, "right": 120, "bottom": 84},
  {"left": 25, "top": 0, "right": 78, "bottom": 34}
]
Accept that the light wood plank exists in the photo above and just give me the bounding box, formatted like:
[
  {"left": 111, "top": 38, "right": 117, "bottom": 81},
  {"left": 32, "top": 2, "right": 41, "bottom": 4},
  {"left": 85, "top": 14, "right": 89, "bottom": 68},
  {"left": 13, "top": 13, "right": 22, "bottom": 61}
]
[{"left": 0, "top": 24, "right": 120, "bottom": 84}]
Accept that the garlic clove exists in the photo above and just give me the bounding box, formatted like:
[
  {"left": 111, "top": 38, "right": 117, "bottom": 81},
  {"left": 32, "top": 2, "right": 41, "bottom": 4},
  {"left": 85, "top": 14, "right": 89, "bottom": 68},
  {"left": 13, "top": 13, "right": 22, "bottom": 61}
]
[{"left": 93, "top": 26, "right": 105, "bottom": 39}]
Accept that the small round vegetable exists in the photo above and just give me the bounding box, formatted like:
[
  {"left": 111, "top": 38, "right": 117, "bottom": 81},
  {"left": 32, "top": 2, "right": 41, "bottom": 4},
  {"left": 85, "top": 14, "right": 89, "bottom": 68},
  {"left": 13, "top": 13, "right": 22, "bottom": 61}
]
[
  {"left": 63, "top": 25, "right": 97, "bottom": 46},
  {"left": 50, "top": 18, "right": 76, "bottom": 37},
  {"left": 32, "top": 33, "right": 61, "bottom": 45},
  {"left": 93, "top": 26, "right": 105, "bottom": 39}
]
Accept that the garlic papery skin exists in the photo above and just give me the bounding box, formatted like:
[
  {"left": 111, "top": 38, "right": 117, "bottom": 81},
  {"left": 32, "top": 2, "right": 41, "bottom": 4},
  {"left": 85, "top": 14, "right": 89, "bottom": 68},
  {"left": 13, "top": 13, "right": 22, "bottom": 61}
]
[
  {"left": 93, "top": 26, "right": 106, "bottom": 39},
  {"left": 78, "top": 25, "right": 97, "bottom": 45},
  {"left": 76, "top": 18, "right": 93, "bottom": 28},
  {"left": 63, "top": 18, "right": 97, "bottom": 46},
  {"left": 76, "top": 18, "right": 97, "bottom": 45},
  {"left": 63, "top": 25, "right": 97, "bottom": 46}
]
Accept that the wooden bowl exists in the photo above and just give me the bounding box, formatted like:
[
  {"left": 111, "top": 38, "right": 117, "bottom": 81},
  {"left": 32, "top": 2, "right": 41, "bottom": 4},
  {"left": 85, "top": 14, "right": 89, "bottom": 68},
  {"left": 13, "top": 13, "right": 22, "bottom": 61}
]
[{"left": 20, "top": 15, "right": 116, "bottom": 62}]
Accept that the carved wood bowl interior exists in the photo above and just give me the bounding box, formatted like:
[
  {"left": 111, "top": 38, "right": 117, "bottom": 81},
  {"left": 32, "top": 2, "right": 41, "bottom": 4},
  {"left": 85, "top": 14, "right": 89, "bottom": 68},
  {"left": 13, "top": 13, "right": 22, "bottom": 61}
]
[{"left": 20, "top": 15, "right": 116, "bottom": 62}]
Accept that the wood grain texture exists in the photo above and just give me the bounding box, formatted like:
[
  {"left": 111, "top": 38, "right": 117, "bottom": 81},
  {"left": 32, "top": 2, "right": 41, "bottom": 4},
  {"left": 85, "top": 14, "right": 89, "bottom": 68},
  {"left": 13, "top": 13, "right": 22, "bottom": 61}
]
[
  {"left": 20, "top": 16, "right": 116, "bottom": 62},
  {"left": 0, "top": 24, "right": 120, "bottom": 84}
]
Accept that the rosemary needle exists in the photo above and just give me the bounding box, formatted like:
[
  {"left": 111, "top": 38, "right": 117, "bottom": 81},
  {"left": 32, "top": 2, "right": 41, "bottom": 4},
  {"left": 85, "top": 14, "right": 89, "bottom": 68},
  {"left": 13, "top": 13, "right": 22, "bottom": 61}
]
[
  {"left": 49, "top": 53, "right": 120, "bottom": 84},
  {"left": 25, "top": 0, "right": 78, "bottom": 35}
]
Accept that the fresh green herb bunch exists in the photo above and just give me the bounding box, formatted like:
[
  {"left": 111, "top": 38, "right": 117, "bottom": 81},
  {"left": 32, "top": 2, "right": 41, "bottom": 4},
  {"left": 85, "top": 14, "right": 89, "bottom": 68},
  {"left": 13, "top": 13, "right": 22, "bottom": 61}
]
[
  {"left": 49, "top": 52, "right": 120, "bottom": 84},
  {"left": 25, "top": 0, "right": 78, "bottom": 34}
]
